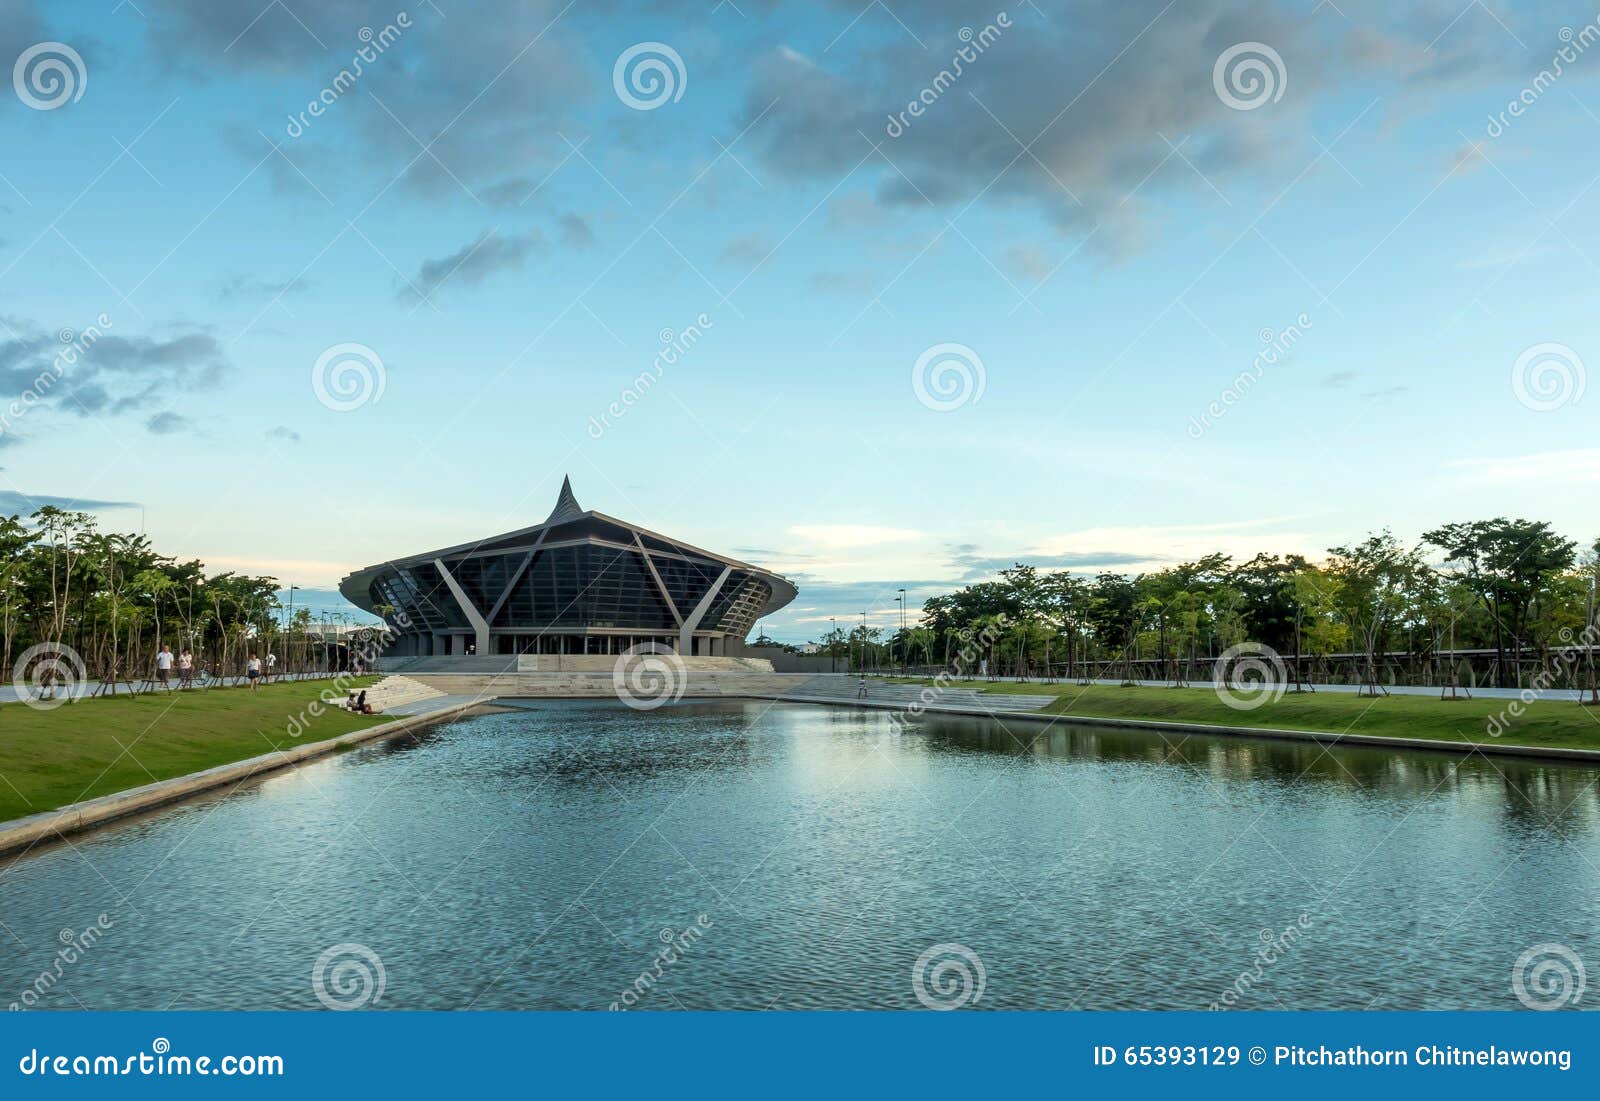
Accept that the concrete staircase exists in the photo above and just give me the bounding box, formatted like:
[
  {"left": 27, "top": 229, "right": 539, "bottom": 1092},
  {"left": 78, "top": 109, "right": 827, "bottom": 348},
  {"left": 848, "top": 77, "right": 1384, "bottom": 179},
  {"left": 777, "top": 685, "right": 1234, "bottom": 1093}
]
[
  {"left": 376, "top": 655, "right": 519, "bottom": 675},
  {"left": 357, "top": 675, "right": 447, "bottom": 713},
  {"left": 392, "top": 670, "right": 1055, "bottom": 714},
  {"left": 407, "top": 671, "right": 816, "bottom": 700}
]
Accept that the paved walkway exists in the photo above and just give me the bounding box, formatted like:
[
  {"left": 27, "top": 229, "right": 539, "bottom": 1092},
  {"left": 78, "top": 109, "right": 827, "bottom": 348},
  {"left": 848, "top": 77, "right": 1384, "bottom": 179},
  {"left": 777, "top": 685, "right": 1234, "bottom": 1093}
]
[{"left": 868, "top": 673, "right": 1597, "bottom": 703}]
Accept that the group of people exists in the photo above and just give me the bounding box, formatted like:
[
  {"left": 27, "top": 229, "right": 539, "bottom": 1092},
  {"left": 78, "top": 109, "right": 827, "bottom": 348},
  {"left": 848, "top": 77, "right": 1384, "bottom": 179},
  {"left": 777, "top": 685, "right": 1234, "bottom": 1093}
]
[
  {"left": 153, "top": 645, "right": 198, "bottom": 689},
  {"left": 153, "top": 646, "right": 278, "bottom": 690}
]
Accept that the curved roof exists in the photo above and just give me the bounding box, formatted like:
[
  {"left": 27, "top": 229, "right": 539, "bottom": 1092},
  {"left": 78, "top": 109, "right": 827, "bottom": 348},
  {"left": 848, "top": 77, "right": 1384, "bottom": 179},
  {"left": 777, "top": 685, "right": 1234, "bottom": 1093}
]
[{"left": 338, "top": 476, "right": 798, "bottom": 622}]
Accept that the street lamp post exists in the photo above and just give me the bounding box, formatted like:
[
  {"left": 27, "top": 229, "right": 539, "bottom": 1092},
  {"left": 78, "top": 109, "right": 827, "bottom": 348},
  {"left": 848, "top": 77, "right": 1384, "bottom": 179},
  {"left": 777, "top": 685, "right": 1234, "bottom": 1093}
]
[
  {"left": 830, "top": 616, "right": 837, "bottom": 674},
  {"left": 286, "top": 585, "right": 301, "bottom": 678},
  {"left": 860, "top": 611, "right": 868, "bottom": 675},
  {"left": 897, "top": 588, "right": 907, "bottom": 675}
]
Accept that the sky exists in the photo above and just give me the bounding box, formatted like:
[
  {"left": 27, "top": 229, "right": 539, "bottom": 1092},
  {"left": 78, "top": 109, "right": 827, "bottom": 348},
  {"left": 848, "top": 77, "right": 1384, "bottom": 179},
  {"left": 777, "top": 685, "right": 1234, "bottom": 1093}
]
[{"left": 0, "top": 0, "right": 1596, "bottom": 642}]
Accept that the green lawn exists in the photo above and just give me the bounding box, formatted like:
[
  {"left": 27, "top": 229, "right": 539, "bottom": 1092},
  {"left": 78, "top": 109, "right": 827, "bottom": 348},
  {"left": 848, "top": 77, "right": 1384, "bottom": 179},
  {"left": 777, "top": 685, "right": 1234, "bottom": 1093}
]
[
  {"left": 0, "top": 678, "right": 383, "bottom": 824},
  {"left": 882, "top": 678, "right": 1600, "bottom": 752}
]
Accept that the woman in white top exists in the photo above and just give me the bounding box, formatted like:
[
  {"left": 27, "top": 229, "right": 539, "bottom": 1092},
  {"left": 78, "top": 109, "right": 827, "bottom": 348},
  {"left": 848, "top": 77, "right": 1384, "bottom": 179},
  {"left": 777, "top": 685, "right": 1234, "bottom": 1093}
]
[{"left": 246, "top": 653, "right": 262, "bottom": 689}]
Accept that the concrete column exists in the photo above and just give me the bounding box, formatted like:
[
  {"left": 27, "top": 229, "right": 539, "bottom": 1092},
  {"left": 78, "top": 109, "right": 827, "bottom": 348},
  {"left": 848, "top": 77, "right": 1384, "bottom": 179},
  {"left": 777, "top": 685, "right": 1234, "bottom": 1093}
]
[
  {"left": 433, "top": 558, "right": 490, "bottom": 657},
  {"left": 679, "top": 567, "right": 731, "bottom": 656}
]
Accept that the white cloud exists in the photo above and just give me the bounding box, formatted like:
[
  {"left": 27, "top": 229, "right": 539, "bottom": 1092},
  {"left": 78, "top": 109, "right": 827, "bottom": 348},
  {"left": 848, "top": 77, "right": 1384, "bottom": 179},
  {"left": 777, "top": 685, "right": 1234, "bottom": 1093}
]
[{"left": 1448, "top": 449, "right": 1600, "bottom": 486}]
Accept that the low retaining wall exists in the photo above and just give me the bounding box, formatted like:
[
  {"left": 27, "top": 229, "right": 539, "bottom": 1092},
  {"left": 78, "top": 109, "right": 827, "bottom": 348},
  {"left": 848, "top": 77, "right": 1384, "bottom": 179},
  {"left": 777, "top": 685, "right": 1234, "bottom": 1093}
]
[
  {"left": 0, "top": 699, "right": 485, "bottom": 858},
  {"left": 745, "top": 693, "right": 1600, "bottom": 765}
]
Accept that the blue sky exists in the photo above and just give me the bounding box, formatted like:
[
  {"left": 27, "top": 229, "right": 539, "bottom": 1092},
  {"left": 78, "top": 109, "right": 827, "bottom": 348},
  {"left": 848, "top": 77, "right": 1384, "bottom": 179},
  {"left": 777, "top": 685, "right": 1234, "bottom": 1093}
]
[{"left": 1, "top": 0, "right": 1597, "bottom": 641}]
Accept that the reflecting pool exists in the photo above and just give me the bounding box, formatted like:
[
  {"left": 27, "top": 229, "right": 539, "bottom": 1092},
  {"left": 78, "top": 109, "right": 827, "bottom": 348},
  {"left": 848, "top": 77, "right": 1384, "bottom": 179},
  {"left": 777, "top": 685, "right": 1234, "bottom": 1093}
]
[{"left": 2, "top": 700, "right": 1595, "bottom": 1010}]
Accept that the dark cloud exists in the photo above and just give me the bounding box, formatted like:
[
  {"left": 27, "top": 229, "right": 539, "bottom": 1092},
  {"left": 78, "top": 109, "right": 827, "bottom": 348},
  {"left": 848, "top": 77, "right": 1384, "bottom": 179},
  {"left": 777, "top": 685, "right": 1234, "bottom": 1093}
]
[
  {"left": 718, "top": 236, "right": 771, "bottom": 266},
  {"left": 216, "top": 273, "right": 315, "bottom": 302},
  {"left": 1322, "top": 371, "right": 1358, "bottom": 388},
  {"left": 402, "top": 229, "right": 545, "bottom": 303},
  {"left": 148, "top": 2, "right": 592, "bottom": 200},
  {"left": 0, "top": 322, "right": 230, "bottom": 423},
  {"left": 558, "top": 212, "right": 596, "bottom": 249},
  {"left": 146, "top": 411, "right": 193, "bottom": 435},
  {"left": 268, "top": 425, "right": 302, "bottom": 442},
  {"left": 810, "top": 270, "right": 876, "bottom": 296},
  {"left": 739, "top": 0, "right": 1548, "bottom": 258},
  {"left": 0, "top": 490, "right": 139, "bottom": 515}
]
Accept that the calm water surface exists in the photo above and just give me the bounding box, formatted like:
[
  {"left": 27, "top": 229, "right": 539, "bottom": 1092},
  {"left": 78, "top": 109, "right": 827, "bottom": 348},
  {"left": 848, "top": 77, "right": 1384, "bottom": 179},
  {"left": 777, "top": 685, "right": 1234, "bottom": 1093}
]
[{"left": 3, "top": 700, "right": 1596, "bottom": 1010}]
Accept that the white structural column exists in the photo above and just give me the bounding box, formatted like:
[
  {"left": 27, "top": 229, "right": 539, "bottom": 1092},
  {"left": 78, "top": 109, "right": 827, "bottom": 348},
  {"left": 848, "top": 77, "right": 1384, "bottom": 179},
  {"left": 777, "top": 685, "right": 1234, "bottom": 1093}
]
[
  {"left": 634, "top": 533, "right": 683, "bottom": 626},
  {"left": 678, "top": 566, "right": 731, "bottom": 655},
  {"left": 433, "top": 557, "right": 491, "bottom": 656}
]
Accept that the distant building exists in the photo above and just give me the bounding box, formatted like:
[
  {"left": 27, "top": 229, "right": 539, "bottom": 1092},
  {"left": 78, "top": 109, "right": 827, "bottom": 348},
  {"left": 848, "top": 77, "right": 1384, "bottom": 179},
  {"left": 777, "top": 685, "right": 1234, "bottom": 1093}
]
[{"left": 338, "top": 477, "right": 797, "bottom": 658}]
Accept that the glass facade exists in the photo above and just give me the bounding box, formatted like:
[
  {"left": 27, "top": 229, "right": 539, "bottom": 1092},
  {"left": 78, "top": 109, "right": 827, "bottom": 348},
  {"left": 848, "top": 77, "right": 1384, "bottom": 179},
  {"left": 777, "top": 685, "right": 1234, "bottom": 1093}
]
[{"left": 339, "top": 481, "right": 793, "bottom": 657}]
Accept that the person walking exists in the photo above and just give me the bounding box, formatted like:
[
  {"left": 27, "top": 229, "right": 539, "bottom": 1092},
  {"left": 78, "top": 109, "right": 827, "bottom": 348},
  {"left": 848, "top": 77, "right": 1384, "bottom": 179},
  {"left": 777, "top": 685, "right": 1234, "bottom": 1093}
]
[
  {"left": 246, "top": 652, "right": 263, "bottom": 690},
  {"left": 857, "top": 674, "right": 868, "bottom": 699},
  {"left": 178, "top": 648, "right": 194, "bottom": 688},
  {"left": 155, "top": 645, "right": 174, "bottom": 690},
  {"left": 266, "top": 651, "right": 277, "bottom": 681}
]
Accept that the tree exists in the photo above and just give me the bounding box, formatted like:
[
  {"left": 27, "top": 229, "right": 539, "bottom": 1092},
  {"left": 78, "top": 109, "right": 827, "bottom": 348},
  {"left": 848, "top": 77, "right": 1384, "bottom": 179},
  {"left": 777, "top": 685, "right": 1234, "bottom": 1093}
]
[
  {"left": 1424, "top": 519, "right": 1577, "bottom": 688},
  {"left": 1326, "top": 531, "right": 1428, "bottom": 696}
]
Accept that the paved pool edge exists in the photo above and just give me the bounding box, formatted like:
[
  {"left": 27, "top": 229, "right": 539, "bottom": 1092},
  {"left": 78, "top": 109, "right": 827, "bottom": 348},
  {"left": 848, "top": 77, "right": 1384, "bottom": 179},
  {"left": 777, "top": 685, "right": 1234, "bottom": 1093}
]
[
  {"left": 0, "top": 699, "right": 485, "bottom": 858},
  {"left": 744, "top": 693, "right": 1600, "bottom": 764}
]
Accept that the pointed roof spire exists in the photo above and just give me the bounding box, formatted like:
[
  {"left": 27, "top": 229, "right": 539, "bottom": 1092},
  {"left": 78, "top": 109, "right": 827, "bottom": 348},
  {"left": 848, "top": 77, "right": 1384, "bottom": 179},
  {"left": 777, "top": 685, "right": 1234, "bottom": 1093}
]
[{"left": 545, "top": 475, "right": 585, "bottom": 524}]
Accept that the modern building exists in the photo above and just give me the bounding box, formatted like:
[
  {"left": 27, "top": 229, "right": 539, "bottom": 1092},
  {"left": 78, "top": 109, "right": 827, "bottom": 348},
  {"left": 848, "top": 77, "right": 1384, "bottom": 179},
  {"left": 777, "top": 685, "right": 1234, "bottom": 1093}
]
[{"left": 338, "top": 477, "right": 797, "bottom": 659}]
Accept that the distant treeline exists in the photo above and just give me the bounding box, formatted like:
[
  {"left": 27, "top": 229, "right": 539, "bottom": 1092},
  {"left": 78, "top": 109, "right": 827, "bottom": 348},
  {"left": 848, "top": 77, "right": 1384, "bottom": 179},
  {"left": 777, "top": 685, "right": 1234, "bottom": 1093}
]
[
  {"left": 1, "top": 507, "right": 319, "bottom": 680},
  {"left": 820, "top": 520, "right": 1599, "bottom": 688}
]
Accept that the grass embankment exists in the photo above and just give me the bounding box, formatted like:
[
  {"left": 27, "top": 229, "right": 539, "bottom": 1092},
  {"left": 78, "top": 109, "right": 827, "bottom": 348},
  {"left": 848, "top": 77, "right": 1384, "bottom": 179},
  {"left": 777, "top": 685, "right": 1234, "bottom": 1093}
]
[
  {"left": 883, "top": 678, "right": 1600, "bottom": 753},
  {"left": 0, "top": 677, "right": 382, "bottom": 824}
]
